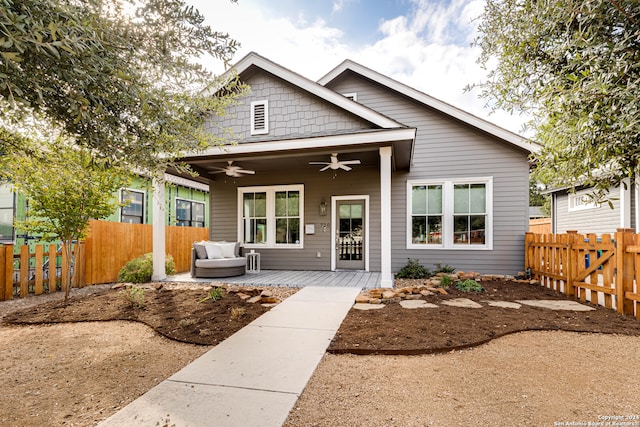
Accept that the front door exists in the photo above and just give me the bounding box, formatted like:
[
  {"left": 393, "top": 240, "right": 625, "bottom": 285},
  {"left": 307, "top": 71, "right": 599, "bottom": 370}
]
[{"left": 336, "top": 200, "right": 365, "bottom": 270}]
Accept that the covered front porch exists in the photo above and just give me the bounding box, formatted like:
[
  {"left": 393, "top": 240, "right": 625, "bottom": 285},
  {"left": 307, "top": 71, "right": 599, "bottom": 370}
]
[{"left": 165, "top": 269, "right": 383, "bottom": 289}]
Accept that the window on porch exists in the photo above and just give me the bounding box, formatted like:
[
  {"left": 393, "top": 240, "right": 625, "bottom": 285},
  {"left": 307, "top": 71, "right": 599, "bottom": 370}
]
[{"left": 239, "top": 185, "right": 303, "bottom": 248}]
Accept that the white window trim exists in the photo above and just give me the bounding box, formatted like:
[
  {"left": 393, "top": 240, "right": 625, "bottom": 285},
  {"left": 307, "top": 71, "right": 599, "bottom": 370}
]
[
  {"left": 342, "top": 92, "right": 357, "bottom": 102},
  {"left": 250, "top": 100, "right": 269, "bottom": 135},
  {"left": 568, "top": 189, "right": 599, "bottom": 212},
  {"left": 237, "top": 184, "right": 304, "bottom": 249},
  {"left": 406, "top": 177, "right": 493, "bottom": 250},
  {"left": 0, "top": 183, "right": 15, "bottom": 243},
  {"left": 175, "top": 197, "right": 206, "bottom": 227},
  {"left": 120, "top": 188, "right": 146, "bottom": 224}
]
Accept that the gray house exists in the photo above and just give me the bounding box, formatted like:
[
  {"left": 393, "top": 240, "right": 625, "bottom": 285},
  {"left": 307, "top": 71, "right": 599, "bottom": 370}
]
[
  {"left": 177, "top": 52, "right": 539, "bottom": 286},
  {"left": 549, "top": 182, "right": 637, "bottom": 234}
]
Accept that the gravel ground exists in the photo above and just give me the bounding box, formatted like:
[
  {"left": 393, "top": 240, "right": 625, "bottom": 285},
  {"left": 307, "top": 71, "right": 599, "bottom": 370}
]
[{"left": 286, "top": 331, "right": 640, "bottom": 427}]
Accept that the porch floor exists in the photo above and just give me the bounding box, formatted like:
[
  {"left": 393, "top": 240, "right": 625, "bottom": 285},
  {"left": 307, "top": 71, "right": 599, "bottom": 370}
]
[{"left": 165, "top": 270, "right": 384, "bottom": 289}]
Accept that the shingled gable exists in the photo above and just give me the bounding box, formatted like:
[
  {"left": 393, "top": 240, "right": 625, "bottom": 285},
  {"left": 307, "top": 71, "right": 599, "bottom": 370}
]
[
  {"left": 229, "top": 52, "right": 405, "bottom": 130},
  {"left": 317, "top": 59, "right": 541, "bottom": 155}
]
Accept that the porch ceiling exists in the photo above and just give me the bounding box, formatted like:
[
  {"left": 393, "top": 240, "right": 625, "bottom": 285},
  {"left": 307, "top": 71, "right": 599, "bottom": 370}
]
[{"left": 178, "top": 128, "right": 415, "bottom": 179}]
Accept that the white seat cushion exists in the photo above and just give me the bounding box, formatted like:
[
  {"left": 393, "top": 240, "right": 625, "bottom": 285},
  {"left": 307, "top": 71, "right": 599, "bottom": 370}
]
[{"left": 195, "top": 257, "right": 246, "bottom": 268}]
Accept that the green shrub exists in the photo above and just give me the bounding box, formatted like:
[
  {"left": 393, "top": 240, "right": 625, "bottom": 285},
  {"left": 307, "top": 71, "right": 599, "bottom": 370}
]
[
  {"left": 200, "top": 287, "right": 226, "bottom": 303},
  {"left": 120, "top": 285, "right": 145, "bottom": 308},
  {"left": 455, "top": 279, "right": 484, "bottom": 292},
  {"left": 117, "top": 253, "right": 176, "bottom": 283},
  {"left": 433, "top": 263, "right": 456, "bottom": 274},
  {"left": 439, "top": 275, "right": 453, "bottom": 288},
  {"left": 395, "top": 258, "right": 431, "bottom": 279}
]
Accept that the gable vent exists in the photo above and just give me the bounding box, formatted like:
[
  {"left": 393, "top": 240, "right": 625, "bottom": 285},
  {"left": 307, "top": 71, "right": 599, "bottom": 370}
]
[
  {"left": 251, "top": 100, "right": 269, "bottom": 135},
  {"left": 342, "top": 92, "right": 357, "bottom": 102}
]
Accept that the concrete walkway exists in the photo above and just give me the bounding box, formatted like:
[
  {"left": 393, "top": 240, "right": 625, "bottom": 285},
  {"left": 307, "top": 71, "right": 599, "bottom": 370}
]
[{"left": 97, "top": 286, "right": 362, "bottom": 427}]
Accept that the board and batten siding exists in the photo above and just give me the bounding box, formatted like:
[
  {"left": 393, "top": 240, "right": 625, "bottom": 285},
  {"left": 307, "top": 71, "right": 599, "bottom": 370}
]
[
  {"left": 326, "top": 73, "right": 530, "bottom": 275},
  {"left": 209, "top": 167, "right": 382, "bottom": 272},
  {"left": 204, "top": 72, "right": 373, "bottom": 141},
  {"left": 553, "top": 186, "right": 622, "bottom": 234}
]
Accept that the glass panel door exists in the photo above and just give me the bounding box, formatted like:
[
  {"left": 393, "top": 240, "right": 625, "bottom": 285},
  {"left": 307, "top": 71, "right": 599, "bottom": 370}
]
[{"left": 336, "top": 200, "right": 365, "bottom": 270}]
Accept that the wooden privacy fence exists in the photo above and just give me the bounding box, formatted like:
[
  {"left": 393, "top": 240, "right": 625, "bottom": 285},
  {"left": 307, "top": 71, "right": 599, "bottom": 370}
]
[
  {"left": 0, "top": 220, "right": 209, "bottom": 301},
  {"left": 529, "top": 218, "right": 551, "bottom": 234},
  {"left": 525, "top": 228, "right": 640, "bottom": 318}
]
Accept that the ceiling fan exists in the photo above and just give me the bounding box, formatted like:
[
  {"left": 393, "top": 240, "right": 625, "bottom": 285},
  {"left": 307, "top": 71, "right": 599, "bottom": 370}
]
[
  {"left": 309, "top": 153, "right": 361, "bottom": 172},
  {"left": 209, "top": 161, "right": 256, "bottom": 177}
]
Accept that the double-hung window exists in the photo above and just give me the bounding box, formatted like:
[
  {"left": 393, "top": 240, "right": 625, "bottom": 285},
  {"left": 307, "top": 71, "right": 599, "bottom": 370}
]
[
  {"left": 0, "top": 184, "right": 15, "bottom": 242},
  {"left": 121, "top": 189, "right": 145, "bottom": 224},
  {"left": 407, "top": 178, "right": 492, "bottom": 249},
  {"left": 176, "top": 199, "right": 206, "bottom": 227},
  {"left": 239, "top": 185, "right": 303, "bottom": 248}
]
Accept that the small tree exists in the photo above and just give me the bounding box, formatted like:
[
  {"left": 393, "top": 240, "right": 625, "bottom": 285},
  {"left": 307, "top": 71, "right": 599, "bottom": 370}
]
[{"left": 1, "top": 138, "right": 130, "bottom": 300}]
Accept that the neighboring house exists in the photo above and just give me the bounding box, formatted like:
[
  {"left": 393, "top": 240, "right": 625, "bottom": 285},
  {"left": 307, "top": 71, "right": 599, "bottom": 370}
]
[
  {"left": 176, "top": 52, "right": 540, "bottom": 286},
  {"left": 548, "top": 182, "right": 636, "bottom": 234},
  {"left": 0, "top": 173, "right": 209, "bottom": 250}
]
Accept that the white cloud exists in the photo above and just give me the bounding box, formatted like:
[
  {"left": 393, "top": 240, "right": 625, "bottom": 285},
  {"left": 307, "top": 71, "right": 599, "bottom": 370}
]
[{"left": 187, "top": 0, "right": 529, "bottom": 134}]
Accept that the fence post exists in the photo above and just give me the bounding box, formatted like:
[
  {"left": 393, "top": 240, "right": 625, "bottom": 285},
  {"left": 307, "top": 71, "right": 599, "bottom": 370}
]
[
  {"left": 565, "top": 231, "right": 578, "bottom": 298},
  {"left": 615, "top": 228, "right": 635, "bottom": 315},
  {"left": 19, "top": 244, "right": 29, "bottom": 297},
  {"left": 524, "top": 232, "right": 533, "bottom": 274},
  {"left": 35, "top": 244, "right": 44, "bottom": 295},
  {"left": 1, "top": 244, "right": 14, "bottom": 301}
]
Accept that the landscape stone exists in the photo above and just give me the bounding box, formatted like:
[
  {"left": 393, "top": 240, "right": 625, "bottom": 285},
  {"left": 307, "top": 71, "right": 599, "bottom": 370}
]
[
  {"left": 355, "top": 294, "right": 371, "bottom": 303},
  {"left": 368, "top": 298, "right": 382, "bottom": 304},
  {"left": 441, "top": 298, "right": 483, "bottom": 309},
  {"left": 404, "top": 294, "right": 422, "bottom": 300},
  {"left": 382, "top": 290, "right": 397, "bottom": 299},
  {"left": 516, "top": 300, "right": 596, "bottom": 311},
  {"left": 400, "top": 300, "right": 439, "bottom": 309},
  {"left": 353, "top": 303, "right": 386, "bottom": 311},
  {"left": 420, "top": 290, "right": 435, "bottom": 296},
  {"left": 483, "top": 300, "right": 522, "bottom": 309},
  {"left": 246, "top": 295, "right": 262, "bottom": 304}
]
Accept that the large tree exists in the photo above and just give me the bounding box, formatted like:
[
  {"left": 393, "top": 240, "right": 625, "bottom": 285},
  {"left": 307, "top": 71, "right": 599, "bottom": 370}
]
[
  {"left": 474, "top": 0, "right": 640, "bottom": 199},
  {"left": 1, "top": 0, "right": 245, "bottom": 172}
]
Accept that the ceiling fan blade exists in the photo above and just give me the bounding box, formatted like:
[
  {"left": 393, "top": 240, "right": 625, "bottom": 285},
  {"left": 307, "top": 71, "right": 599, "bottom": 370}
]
[
  {"left": 340, "top": 160, "right": 361, "bottom": 165},
  {"left": 309, "top": 161, "right": 329, "bottom": 165},
  {"left": 338, "top": 164, "right": 353, "bottom": 171},
  {"left": 237, "top": 169, "right": 255, "bottom": 175},
  {"left": 208, "top": 169, "right": 227, "bottom": 174},
  {"left": 319, "top": 165, "right": 332, "bottom": 172}
]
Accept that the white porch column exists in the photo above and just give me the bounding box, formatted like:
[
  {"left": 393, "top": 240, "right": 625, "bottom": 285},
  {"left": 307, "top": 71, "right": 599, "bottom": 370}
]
[
  {"left": 379, "top": 146, "right": 393, "bottom": 287},
  {"left": 151, "top": 178, "right": 166, "bottom": 281}
]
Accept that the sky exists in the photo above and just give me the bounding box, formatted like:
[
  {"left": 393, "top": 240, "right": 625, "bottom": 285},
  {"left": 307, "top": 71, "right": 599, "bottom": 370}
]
[{"left": 185, "top": 0, "right": 528, "bottom": 135}]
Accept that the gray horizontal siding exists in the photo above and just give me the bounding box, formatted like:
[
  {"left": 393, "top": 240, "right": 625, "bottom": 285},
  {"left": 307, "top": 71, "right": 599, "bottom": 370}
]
[
  {"left": 327, "top": 73, "right": 530, "bottom": 275},
  {"left": 554, "top": 187, "right": 621, "bottom": 234},
  {"left": 209, "top": 167, "right": 381, "bottom": 272}
]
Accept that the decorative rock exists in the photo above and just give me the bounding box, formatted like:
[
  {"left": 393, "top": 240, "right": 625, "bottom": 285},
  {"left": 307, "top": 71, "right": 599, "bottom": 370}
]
[
  {"left": 420, "top": 290, "right": 435, "bottom": 296},
  {"left": 355, "top": 294, "right": 371, "bottom": 303},
  {"left": 237, "top": 292, "right": 251, "bottom": 300},
  {"left": 260, "top": 296, "right": 278, "bottom": 304},
  {"left": 382, "top": 290, "right": 397, "bottom": 299},
  {"left": 441, "top": 298, "right": 483, "bottom": 308},
  {"left": 404, "top": 294, "right": 422, "bottom": 300},
  {"left": 261, "top": 303, "right": 278, "bottom": 308},
  {"left": 111, "top": 283, "right": 125, "bottom": 290},
  {"left": 400, "top": 300, "right": 439, "bottom": 309},
  {"left": 369, "top": 289, "right": 384, "bottom": 298},
  {"left": 368, "top": 298, "right": 382, "bottom": 304},
  {"left": 353, "top": 303, "right": 386, "bottom": 310},
  {"left": 260, "top": 289, "right": 274, "bottom": 297},
  {"left": 516, "top": 300, "right": 596, "bottom": 311},
  {"left": 381, "top": 297, "right": 402, "bottom": 304},
  {"left": 483, "top": 300, "right": 522, "bottom": 309},
  {"left": 246, "top": 295, "right": 262, "bottom": 304},
  {"left": 397, "top": 287, "right": 414, "bottom": 294},
  {"left": 434, "top": 288, "right": 448, "bottom": 295}
]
